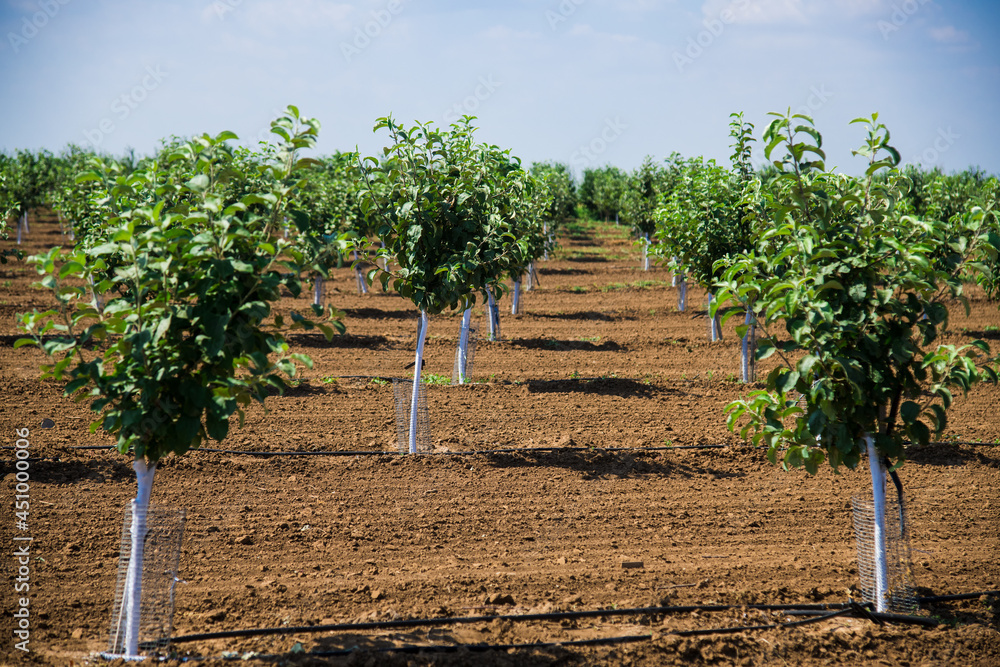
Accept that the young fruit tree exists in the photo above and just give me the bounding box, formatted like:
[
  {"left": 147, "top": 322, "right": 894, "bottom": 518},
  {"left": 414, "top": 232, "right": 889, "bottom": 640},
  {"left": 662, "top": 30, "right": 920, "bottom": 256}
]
[
  {"left": 292, "top": 150, "right": 371, "bottom": 301},
  {"left": 619, "top": 156, "right": 665, "bottom": 272},
  {"left": 17, "top": 107, "right": 341, "bottom": 657},
  {"left": 530, "top": 161, "right": 576, "bottom": 260},
  {"left": 713, "top": 111, "right": 999, "bottom": 612},
  {"left": 352, "top": 116, "right": 530, "bottom": 445},
  {"left": 652, "top": 114, "right": 756, "bottom": 354}
]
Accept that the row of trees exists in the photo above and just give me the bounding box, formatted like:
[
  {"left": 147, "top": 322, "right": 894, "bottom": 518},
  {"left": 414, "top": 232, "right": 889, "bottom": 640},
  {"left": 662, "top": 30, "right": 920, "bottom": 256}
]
[
  {"left": 10, "top": 109, "right": 587, "bottom": 654},
  {"left": 8, "top": 107, "right": 1000, "bottom": 630}
]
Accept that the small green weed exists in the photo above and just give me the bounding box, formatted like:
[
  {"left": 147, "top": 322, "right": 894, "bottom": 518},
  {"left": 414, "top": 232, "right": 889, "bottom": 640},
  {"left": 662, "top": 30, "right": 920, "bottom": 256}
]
[{"left": 422, "top": 373, "right": 451, "bottom": 385}]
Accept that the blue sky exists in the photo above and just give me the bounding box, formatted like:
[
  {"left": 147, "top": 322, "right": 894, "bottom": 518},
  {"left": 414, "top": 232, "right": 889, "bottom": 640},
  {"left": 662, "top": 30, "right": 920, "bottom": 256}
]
[{"left": 2, "top": 0, "right": 998, "bottom": 177}]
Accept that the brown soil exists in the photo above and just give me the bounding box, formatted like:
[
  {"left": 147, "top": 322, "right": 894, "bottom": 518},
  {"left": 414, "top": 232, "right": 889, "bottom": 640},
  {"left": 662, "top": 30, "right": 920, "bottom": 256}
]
[{"left": 2, "top": 213, "right": 1000, "bottom": 667}]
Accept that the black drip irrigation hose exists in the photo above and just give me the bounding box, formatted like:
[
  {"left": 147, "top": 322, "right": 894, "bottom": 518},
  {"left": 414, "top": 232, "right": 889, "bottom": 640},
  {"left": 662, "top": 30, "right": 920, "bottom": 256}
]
[
  {"left": 918, "top": 590, "right": 1000, "bottom": 604},
  {"left": 61, "top": 444, "right": 726, "bottom": 457},
  {"left": 167, "top": 600, "right": 932, "bottom": 646}
]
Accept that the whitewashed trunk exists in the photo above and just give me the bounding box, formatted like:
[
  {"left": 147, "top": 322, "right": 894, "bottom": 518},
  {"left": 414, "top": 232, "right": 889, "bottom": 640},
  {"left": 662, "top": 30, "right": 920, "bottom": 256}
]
[
  {"left": 741, "top": 307, "right": 756, "bottom": 383},
  {"left": 677, "top": 275, "right": 687, "bottom": 312},
  {"left": 708, "top": 292, "right": 722, "bottom": 342},
  {"left": 456, "top": 307, "right": 472, "bottom": 385},
  {"left": 313, "top": 276, "right": 323, "bottom": 306},
  {"left": 353, "top": 250, "right": 368, "bottom": 295},
  {"left": 865, "top": 434, "right": 889, "bottom": 613},
  {"left": 487, "top": 290, "right": 500, "bottom": 342},
  {"left": 642, "top": 233, "right": 650, "bottom": 271},
  {"left": 123, "top": 458, "right": 157, "bottom": 657},
  {"left": 511, "top": 277, "right": 521, "bottom": 315},
  {"left": 409, "top": 311, "right": 429, "bottom": 454}
]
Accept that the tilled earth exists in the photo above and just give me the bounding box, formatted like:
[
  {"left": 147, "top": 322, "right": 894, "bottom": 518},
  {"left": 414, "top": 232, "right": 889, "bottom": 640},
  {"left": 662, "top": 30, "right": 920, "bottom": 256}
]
[{"left": 2, "top": 214, "right": 1000, "bottom": 666}]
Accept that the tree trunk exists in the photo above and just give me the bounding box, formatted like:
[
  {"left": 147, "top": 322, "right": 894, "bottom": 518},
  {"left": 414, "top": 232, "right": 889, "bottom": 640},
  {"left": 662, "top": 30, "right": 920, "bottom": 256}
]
[
  {"left": 511, "top": 277, "right": 521, "bottom": 315},
  {"left": 353, "top": 250, "right": 368, "bottom": 295},
  {"left": 408, "top": 311, "right": 429, "bottom": 454},
  {"left": 741, "top": 306, "right": 756, "bottom": 383},
  {"left": 455, "top": 307, "right": 472, "bottom": 385},
  {"left": 313, "top": 275, "right": 323, "bottom": 306},
  {"left": 677, "top": 275, "right": 687, "bottom": 312},
  {"left": 865, "top": 433, "right": 889, "bottom": 613},
  {"left": 487, "top": 290, "right": 500, "bottom": 342},
  {"left": 708, "top": 292, "right": 722, "bottom": 342},
  {"left": 122, "top": 458, "right": 157, "bottom": 657}
]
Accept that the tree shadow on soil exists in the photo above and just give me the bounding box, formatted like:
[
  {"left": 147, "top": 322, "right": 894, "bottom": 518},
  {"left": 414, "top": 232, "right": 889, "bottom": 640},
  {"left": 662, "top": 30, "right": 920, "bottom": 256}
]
[
  {"left": 341, "top": 307, "right": 420, "bottom": 320},
  {"left": 262, "top": 632, "right": 575, "bottom": 665},
  {"left": 2, "top": 455, "right": 134, "bottom": 484},
  {"left": 564, "top": 255, "right": 610, "bottom": 263},
  {"left": 287, "top": 333, "right": 390, "bottom": 349},
  {"left": 524, "top": 377, "right": 660, "bottom": 398},
  {"left": 905, "top": 443, "right": 1000, "bottom": 468},
  {"left": 510, "top": 338, "right": 625, "bottom": 352},
  {"left": 478, "top": 449, "right": 739, "bottom": 481},
  {"left": 530, "top": 311, "right": 634, "bottom": 322},
  {"left": 537, "top": 267, "right": 590, "bottom": 276}
]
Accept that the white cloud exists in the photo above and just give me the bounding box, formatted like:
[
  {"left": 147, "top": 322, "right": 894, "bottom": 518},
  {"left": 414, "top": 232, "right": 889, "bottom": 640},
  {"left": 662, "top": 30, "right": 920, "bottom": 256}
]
[
  {"left": 701, "top": 0, "right": 806, "bottom": 25},
  {"left": 200, "top": 0, "right": 354, "bottom": 32},
  {"left": 568, "top": 23, "right": 642, "bottom": 45},
  {"left": 701, "top": 0, "right": 888, "bottom": 25},
  {"left": 929, "top": 24, "right": 971, "bottom": 44}
]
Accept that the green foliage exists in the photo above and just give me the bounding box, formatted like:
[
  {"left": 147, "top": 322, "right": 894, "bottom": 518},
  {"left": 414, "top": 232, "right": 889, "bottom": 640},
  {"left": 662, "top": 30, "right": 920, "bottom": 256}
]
[
  {"left": 17, "top": 106, "right": 342, "bottom": 464},
  {"left": 0, "top": 148, "right": 62, "bottom": 262},
  {"left": 580, "top": 165, "right": 626, "bottom": 222},
  {"left": 530, "top": 161, "right": 577, "bottom": 223},
  {"left": 715, "top": 111, "right": 999, "bottom": 474},
  {"left": 354, "top": 116, "right": 535, "bottom": 314},
  {"left": 619, "top": 156, "right": 669, "bottom": 238},
  {"left": 653, "top": 114, "right": 756, "bottom": 289},
  {"left": 290, "top": 150, "right": 367, "bottom": 277},
  {"left": 652, "top": 156, "right": 749, "bottom": 287}
]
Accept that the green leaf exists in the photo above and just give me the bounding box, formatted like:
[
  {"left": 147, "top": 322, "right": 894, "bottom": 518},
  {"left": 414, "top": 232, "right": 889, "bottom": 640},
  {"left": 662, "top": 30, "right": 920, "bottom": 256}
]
[{"left": 900, "top": 401, "right": 920, "bottom": 425}]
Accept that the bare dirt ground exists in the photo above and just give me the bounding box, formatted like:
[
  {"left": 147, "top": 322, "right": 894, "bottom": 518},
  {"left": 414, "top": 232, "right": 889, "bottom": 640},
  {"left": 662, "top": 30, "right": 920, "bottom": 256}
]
[{"left": 2, "top": 213, "right": 1000, "bottom": 666}]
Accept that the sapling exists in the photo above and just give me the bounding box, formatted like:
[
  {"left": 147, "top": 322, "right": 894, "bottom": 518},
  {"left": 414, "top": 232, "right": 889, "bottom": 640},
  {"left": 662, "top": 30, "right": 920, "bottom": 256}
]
[
  {"left": 353, "top": 117, "right": 530, "bottom": 451},
  {"left": 716, "top": 111, "right": 999, "bottom": 611},
  {"left": 17, "top": 107, "right": 340, "bottom": 656},
  {"left": 619, "top": 156, "right": 663, "bottom": 272}
]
